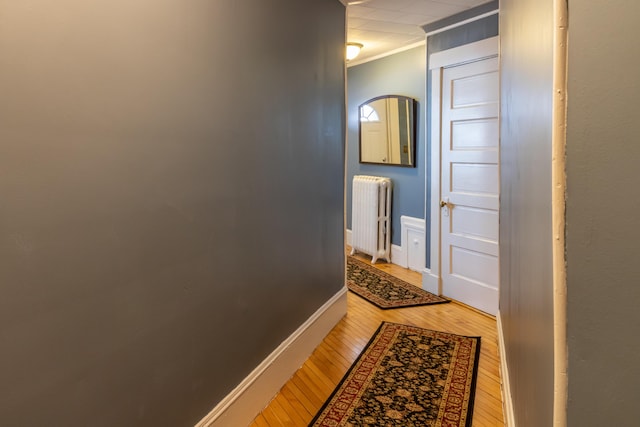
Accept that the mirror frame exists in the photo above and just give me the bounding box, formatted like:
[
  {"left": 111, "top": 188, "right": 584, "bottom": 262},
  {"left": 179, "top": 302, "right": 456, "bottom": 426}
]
[{"left": 358, "top": 95, "right": 417, "bottom": 167}]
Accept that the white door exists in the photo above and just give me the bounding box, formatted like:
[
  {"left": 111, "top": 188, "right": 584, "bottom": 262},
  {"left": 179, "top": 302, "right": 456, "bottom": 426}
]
[
  {"left": 440, "top": 56, "right": 500, "bottom": 315},
  {"left": 360, "top": 101, "right": 389, "bottom": 163}
]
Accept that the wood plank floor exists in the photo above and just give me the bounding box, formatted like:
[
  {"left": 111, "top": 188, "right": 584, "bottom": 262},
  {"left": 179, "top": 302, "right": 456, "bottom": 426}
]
[{"left": 249, "top": 251, "right": 505, "bottom": 426}]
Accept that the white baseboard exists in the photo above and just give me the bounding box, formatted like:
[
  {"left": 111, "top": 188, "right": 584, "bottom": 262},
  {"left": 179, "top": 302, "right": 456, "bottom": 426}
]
[
  {"left": 497, "top": 311, "right": 515, "bottom": 427},
  {"left": 196, "top": 287, "right": 348, "bottom": 427},
  {"left": 347, "top": 217, "right": 424, "bottom": 272},
  {"left": 421, "top": 269, "right": 440, "bottom": 294},
  {"left": 391, "top": 244, "right": 406, "bottom": 267},
  {"left": 347, "top": 228, "right": 403, "bottom": 266}
]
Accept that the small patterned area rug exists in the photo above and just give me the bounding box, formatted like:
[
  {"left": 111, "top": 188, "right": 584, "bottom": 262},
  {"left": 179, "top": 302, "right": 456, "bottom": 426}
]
[
  {"left": 309, "top": 322, "right": 481, "bottom": 427},
  {"left": 347, "top": 255, "right": 449, "bottom": 309}
]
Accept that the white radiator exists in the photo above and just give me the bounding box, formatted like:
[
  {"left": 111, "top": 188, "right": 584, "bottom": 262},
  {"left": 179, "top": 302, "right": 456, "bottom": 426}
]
[{"left": 350, "top": 175, "right": 392, "bottom": 264}]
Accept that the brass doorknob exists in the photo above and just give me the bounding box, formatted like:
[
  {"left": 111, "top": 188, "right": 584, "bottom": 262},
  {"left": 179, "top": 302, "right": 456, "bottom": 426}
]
[{"left": 440, "top": 200, "right": 447, "bottom": 208}]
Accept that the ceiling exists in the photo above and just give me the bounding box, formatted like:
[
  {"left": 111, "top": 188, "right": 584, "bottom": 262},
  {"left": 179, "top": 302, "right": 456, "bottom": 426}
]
[{"left": 340, "top": 0, "right": 489, "bottom": 65}]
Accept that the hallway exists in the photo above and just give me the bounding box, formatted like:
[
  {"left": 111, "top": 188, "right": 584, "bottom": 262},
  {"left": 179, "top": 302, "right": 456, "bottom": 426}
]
[{"left": 250, "top": 252, "right": 505, "bottom": 426}]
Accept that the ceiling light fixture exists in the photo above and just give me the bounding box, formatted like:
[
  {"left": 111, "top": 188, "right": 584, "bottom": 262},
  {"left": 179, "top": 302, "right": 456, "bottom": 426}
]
[{"left": 346, "top": 42, "right": 363, "bottom": 61}]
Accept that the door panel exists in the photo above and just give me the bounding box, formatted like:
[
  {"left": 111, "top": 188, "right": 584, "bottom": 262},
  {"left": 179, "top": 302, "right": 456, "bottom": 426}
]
[
  {"left": 451, "top": 163, "right": 499, "bottom": 194},
  {"left": 441, "top": 56, "right": 500, "bottom": 315},
  {"left": 451, "top": 246, "right": 499, "bottom": 286},
  {"left": 451, "top": 118, "right": 499, "bottom": 149},
  {"left": 451, "top": 71, "right": 499, "bottom": 107},
  {"left": 451, "top": 206, "right": 499, "bottom": 242}
]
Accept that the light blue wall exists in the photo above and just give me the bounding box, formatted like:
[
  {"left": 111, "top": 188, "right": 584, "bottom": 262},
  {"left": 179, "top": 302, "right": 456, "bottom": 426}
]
[{"left": 346, "top": 46, "right": 426, "bottom": 246}]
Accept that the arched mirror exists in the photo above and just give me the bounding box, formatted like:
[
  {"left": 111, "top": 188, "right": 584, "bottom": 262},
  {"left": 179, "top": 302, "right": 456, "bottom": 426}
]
[{"left": 358, "top": 95, "right": 417, "bottom": 167}]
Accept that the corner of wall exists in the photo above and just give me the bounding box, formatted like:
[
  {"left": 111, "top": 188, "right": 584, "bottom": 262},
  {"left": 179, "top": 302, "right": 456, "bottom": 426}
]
[
  {"left": 196, "top": 288, "right": 348, "bottom": 427},
  {"left": 421, "top": 269, "right": 439, "bottom": 294},
  {"left": 348, "top": 215, "right": 426, "bottom": 271},
  {"left": 497, "top": 311, "right": 516, "bottom": 427},
  {"left": 391, "top": 244, "right": 406, "bottom": 268}
]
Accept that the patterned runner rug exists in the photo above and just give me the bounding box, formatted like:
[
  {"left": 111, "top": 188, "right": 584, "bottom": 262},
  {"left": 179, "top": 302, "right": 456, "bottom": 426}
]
[
  {"left": 347, "top": 255, "right": 449, "bottom": 309},
  {"left": 309, "top": 322, "right": 481, "bottom": 427}
]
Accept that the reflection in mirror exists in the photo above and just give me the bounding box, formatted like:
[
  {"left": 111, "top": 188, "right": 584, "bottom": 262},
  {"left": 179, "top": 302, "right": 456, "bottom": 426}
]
[{"left": 359, "top": 95, "right": 416, "bottom": 167}]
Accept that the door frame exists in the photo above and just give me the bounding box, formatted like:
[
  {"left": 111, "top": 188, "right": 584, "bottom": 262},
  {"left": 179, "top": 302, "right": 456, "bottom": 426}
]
[{"left": 422, "top": 36, "right": 500, "bottom": 295}]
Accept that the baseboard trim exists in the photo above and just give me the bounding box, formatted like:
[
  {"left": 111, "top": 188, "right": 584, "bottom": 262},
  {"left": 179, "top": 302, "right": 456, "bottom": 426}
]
[
  {"left": 347, "top": 228, "right": 406, "bottom": 268},
  {"left": 421, "top": 269, "right": 440, "bottom": 294},
  {"left": 497, "top": 311, "right": 515, "bottom": 427},
  {"left": 391, "top": 244, "right": 406, "bottom": 267},
  {"left": 195, "top": 287, "right": 348, "bottom": 427},
  {"left": 347, "top": 220, "right": 424, "bottom": 271}
]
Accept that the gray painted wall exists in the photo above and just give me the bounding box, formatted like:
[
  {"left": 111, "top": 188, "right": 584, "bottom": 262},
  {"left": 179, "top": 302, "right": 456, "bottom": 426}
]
[
  {"left": 424, "top": 13, "right": 499, "bottom": 268},
  {"left": 346, "top": 46, "right": 426, "bottom": 246},
  {"left": 499, "top": 0, "right": 555, "bottom": 425},
  {"left": 0, "top": 1, "right": 345, "bottom": 425},
  {"left": 566, "top": 1, "right": 640, "bottom": 424}
]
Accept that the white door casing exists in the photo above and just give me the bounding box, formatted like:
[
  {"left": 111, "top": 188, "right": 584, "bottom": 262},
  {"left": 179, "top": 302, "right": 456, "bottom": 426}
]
[{"left": 424, "top": 36, "right": 500, "bottom": 315}]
